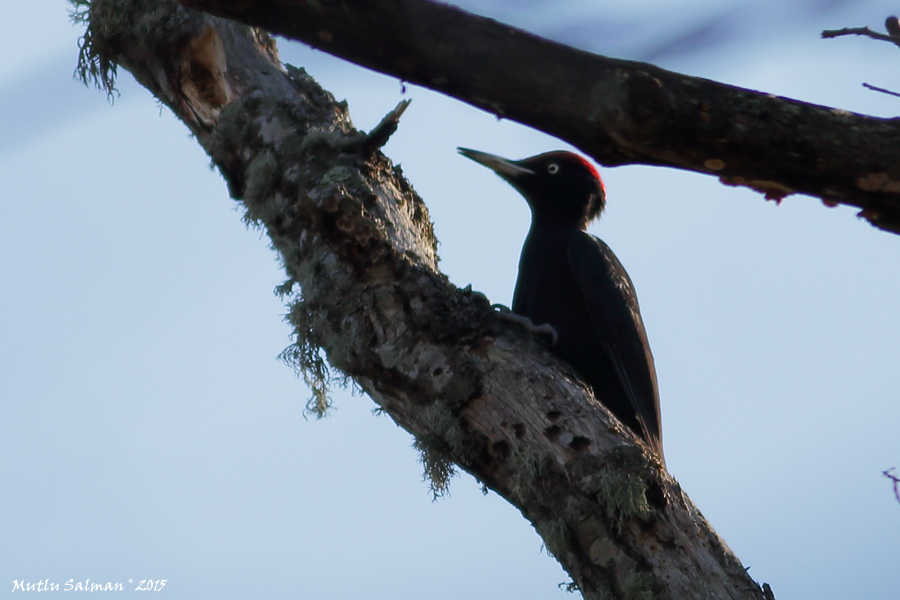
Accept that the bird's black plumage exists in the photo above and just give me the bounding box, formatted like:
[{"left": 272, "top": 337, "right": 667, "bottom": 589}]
[{"left": 458, "top": 148, "right": 664, "bottom": 463}]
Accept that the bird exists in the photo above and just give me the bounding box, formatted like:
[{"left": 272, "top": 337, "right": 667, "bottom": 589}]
[{"left": 458, "top": 147, "right": 664, "bottom": 464}]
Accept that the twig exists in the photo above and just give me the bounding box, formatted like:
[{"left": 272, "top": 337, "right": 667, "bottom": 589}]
[
  {"left": 862, "top": 83, "right": 900, "bottom": 98},
  {"left": 883, "top": 468, "right": 900, "bottom": 506},
  {"left": 822, "top": 26, "right": 900, "bottom": 48},
  {"left": 822, "top": 17, "right": 900, "bottom": 50},
  {"left": 825, "top": 18, "right": 900, "bottom": 100},
  {"left": 822, "top": 26, "right": 897, "bottom": 44}
]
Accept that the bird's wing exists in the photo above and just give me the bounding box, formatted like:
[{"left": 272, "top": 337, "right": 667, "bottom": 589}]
[{"left": 567, "top": 232, "right": 662, "bottom": 456}]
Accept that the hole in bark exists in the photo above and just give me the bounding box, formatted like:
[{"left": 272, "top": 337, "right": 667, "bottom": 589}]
[
  {"left": 646, "top": 480, "right": 667, "bottom": 510},
  {"left": 544, "top": 425, "right": 561, "bottom": 442},
  {"left": 546, "top": 410, "right": 562, "bottom": 422},
  {"left": 492, "top": 440, "right": 511, "bottom": 460},
  {"left": 512, "top": 423, "right": 526, "bottom": 438},
  {"left": 569, "top": 436, "right": 590, "bottom": 452},
  {"left": 189, "top": 60, "right": 219, "bottom": 105},
  {"left": 432, "top": 367, "right": 444, "bottom": 377}
]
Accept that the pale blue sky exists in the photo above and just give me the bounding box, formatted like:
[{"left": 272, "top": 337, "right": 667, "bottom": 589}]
[{"left": 2, "top": 1, "right": 899, "bottom": 598}]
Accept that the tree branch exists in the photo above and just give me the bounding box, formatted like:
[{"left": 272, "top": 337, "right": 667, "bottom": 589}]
[
  {"left": 74, "top": 1, "right": 772, "bottom": 598},
  {"left": 823, "top": 18, "right": 900, "bottom": 103},
  {"left": 175, "top": 0, "right": 900, "bottom": 235},
  {"left": 862, "top": 82, "right": 900, "bottom": 99},
  {"left": 822, "top": 16, "right": 900, "bottom": 50},
  {"left": 884, "top": 468, "right": 900, "bottom": 506}
]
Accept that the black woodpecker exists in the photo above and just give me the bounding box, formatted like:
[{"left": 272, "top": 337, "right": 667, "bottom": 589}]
[{"left": 458, "top": 148, "right": 664, "bottom": 464}]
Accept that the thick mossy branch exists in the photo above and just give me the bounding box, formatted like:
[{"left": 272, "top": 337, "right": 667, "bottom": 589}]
[{"left": 73, "top": 2, "right": 775, "bottom": 597}]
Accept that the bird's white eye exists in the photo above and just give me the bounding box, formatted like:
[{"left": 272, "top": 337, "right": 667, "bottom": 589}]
[{"left": 547, "top": 163, "right": 560, "bottom": 174}]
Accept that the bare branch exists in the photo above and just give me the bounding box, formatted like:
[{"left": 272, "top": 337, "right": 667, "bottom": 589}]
[
  {"left": 824, "top": 17, "right": 900, "bottom": 118},
  {"left": 823, "top": 16, "right": 900, "bottom": 50},
  {"left": 884, "top": 468, "right": 900, "bottom": 506},
  {"left": 175, "top": 0, "right": 900, "bottom": 235},
  {"left": 821, "top": 26, "right": 900, "bottom": 48},
  {"left": 862, "top": 83, "right": 900, "bottom": 98}
]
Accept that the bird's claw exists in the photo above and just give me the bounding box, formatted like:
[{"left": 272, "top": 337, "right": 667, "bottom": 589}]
[{"left": 490, "top": 305, "right": 558, "bottom": 346}]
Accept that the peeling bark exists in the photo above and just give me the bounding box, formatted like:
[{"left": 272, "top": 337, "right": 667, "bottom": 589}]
[{"left": 74, "top": 1, "right": 774, "bottom": 598}]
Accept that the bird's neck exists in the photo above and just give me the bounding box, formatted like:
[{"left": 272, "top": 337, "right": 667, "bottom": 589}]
[
  {"left": 528, "top": 201, "right": 590, "bottom": 230},
  {"left": 522, "top": 223, "right": 580, "bottom": 261},
  {"left": 528, "top": 217, "right": 586, "bottom": 234}
]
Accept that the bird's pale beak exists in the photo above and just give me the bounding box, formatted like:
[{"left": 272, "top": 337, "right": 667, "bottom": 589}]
[{"left": 457, "top": 147, "right": 534, "bottom": 179}]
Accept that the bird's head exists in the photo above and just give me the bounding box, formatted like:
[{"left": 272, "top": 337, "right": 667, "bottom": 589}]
[{"left": 458, "top": 148, "right": 606, "bottom": 230}]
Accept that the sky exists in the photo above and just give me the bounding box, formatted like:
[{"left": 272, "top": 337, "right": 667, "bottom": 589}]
[{"left": 1, "top": 1, "right": 899, "bottom": 598}]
